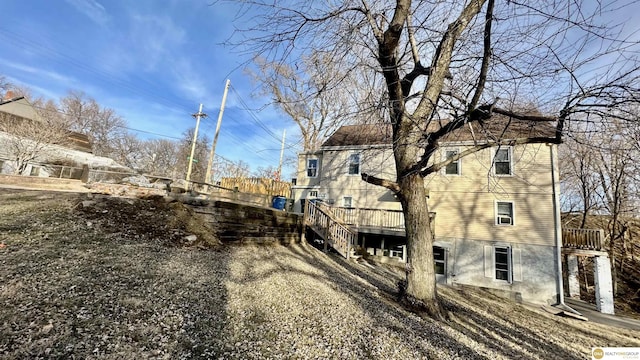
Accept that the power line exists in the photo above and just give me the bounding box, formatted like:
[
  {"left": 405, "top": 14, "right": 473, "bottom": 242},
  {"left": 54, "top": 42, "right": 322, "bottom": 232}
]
[
  {"left": 0, "top": 26, "right": 196, "bottom": 114},
  {"left": 4, "top": 99, "right": 187, "bottom": 141},
  {"left": 229, "top": 84, "right": 283, "bottom": 143}
]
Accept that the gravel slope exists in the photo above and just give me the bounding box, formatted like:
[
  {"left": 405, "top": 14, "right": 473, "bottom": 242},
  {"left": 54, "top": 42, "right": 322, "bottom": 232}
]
[{"left": 0, "top": 190, "right": 638, "bottom": 359}]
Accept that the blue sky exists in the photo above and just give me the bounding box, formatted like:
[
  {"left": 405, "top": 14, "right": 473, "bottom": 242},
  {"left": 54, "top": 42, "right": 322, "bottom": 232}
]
[{"left": 0, "top": 0, "right": 300, "bottom": 176}]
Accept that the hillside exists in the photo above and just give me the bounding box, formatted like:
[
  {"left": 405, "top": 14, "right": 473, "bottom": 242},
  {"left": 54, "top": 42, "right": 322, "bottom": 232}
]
[{"left": 0, "top": 189, "right": 639, "bottom": 359}]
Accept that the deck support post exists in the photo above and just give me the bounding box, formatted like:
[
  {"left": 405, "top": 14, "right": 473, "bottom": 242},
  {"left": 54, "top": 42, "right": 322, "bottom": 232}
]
[
  {"left": 594, "top": 255, "right": 614, "bottom": 314},
  {"left": 566, "top": 255, "right": 580, "bottom": 298}
]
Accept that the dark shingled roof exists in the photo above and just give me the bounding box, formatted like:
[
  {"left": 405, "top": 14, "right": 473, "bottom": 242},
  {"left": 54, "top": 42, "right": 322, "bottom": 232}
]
[
  {"left": 322, "top": 117, "right": 557, "bottom": 147},
  {"left": 322, "top": 124, "right": 393, "bottom": 147}
]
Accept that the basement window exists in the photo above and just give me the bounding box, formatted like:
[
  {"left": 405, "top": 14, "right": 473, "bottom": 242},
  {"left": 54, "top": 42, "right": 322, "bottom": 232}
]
[
  {"left": 494, "top": 246, "right": 511, "bottom": 281},
  {"left": 433, "top": 246, "right": 446, "bottom": 275},
  {"left": 485, "top": 244, "right": 522, "bottom": 283}
]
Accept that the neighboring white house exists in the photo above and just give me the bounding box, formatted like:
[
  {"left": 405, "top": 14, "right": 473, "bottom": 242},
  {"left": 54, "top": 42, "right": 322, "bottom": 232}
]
[
  {"left": 0, "top": 94, "right": 127, "bottom": 177},
  {"left": 292, "top": 122, "right": 565, "bottom": 304}
]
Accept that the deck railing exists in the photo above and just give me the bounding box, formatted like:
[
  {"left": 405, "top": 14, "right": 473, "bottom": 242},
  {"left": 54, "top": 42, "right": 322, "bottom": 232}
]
[
  {"left": 562, "top": 228, "right": 605, "bottom": 251},
  {"left": 304, "top": 201, "right": 355, "bottom": 258},
  {"left": 317, "top": 205, "right": 436, "bottom": 235}
]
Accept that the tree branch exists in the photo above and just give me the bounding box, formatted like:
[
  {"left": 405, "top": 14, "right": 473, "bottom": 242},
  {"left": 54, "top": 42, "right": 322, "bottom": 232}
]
[
  {"left": 414, "top": 0, "right": 488, "bottom": 116},
  {"left": 468, "top": 0, "right": 494, "bottom": 111},
  {"left": 361, "top": 172, "right": 400, "bottom": 193}
]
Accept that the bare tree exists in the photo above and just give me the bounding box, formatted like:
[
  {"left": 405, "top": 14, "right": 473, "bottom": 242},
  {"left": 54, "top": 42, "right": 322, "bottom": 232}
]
[
  {"left": 0, "top": 75, "right": 10, "bottom": 99},
  {"left": 228, "top": 0, "right": 640, "bottom": 317},
  {"left": 60, "top": 91, "right": 126, "bottom": 156},
  {"left": 213, "top": 157, "right": 251, "bottom": 181},
  {"left": 252, "top": 53, "right": 370, "bottom": 150},
  {"left": 107, "top": 133, "right": 145, "bottom": 170},
  {"left": 141, "top": 138, "right": 181, "bottom": 178},
  {"left": 560, "top": 133, "right": 601, "bottom": 228},
  {"left": 252, "top": 164, "right": 279, "bottom": 179}
]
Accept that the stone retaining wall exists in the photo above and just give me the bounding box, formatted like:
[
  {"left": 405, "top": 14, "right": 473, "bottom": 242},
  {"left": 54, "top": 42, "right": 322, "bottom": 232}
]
[
  {"left": 87, "top": 183, "right": 167, "bottom": 198},
  {"left": 177, "top": 195, "right": 302, "bottom": 245}
]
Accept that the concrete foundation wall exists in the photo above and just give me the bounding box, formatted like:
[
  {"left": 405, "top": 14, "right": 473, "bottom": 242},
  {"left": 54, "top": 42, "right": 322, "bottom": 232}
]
[{"left": 447, "top": 237, "right": 558, "bottom": 304}]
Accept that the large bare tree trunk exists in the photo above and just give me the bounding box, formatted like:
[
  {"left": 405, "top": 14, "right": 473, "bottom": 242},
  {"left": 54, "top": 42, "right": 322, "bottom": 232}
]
[{"left": 398, "top": 172, "right": 441, "bottom": 318}]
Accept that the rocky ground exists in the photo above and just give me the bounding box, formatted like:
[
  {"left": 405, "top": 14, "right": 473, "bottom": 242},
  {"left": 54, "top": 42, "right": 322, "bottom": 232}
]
[{"left": 0, "top": 189, "right": 639, "bottom": 359}]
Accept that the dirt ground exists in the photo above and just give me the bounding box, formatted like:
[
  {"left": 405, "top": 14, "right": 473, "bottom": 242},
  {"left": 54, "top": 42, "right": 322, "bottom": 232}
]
[{"left": 1, "top": 189, "right": 639, "bottom": 359}]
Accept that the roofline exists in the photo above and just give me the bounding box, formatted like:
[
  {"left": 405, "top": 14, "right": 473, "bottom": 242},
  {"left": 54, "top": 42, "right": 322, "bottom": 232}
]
[
  {"left": 320, "top": 144, "right": 391, "bottom": 151},
  {"left": 317, "top": 139, "right": 557, "bottom": 150},
  {"left": 0, "top": 96, "right": 27, "bottom": 106}
]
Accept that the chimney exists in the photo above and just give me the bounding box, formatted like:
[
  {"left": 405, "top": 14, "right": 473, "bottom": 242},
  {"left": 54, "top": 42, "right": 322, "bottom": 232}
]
[{"left": 3, "top": 90, "right": 15, "bottom": 101}]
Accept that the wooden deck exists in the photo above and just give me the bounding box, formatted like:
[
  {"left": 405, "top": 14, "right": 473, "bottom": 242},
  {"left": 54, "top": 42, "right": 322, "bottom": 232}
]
[{"left": 304, "top": 203, "right": 607, "bottom": 258}]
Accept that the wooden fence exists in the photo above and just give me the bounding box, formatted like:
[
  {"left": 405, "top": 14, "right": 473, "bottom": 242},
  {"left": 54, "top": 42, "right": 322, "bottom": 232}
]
[{"left": 220, "top": 177, "right": 291, "bottom": 198}]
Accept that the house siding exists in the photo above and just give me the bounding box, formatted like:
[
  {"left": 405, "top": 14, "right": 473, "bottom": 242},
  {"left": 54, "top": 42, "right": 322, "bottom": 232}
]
[
  {"left": 293, "top": 127, "right": 561, "bottom": 304},
  {"left": 426, "top": 143, "right": 555, "bottom": 246},
  {"left": 447, "top": 238, "right": 558, "bottom": 304}
]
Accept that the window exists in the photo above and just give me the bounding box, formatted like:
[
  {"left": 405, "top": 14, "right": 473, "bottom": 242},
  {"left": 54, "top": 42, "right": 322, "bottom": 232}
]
[
  {"left": 484, "top": 245, "right": 522, "bottom": 282},
  {"left": 494, "top": 246, "right": 511, "bottom": 281},
  {"left": 494, "top": 147, "right": 512, "bottom": 175},
  {"left": 495, "top": 201, "right": 514, "bottom": 225},
  {"left": 348, "top": 153, "right": 360, "bottom": 175},
  {"left": 30, "top": 166, "right": 40, "bottom": 177},
  {"left": 433, "top": 246, "right": 446, "bottom": 275},
  {"left": 307, "top": 158, "right": 318, "bottom": 177},
  {"left": 444, "top": 149, "right": 460, "bottom": 175},
  {"left": 309, "top": 190, "right": 318, "bottom": 197},
  {"left": 342, "top": 196, "right": 353, "bottom": 208}
]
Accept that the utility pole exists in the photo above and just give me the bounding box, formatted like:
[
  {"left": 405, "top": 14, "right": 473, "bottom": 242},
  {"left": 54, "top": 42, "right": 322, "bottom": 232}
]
[
  {"left": 186, "top": 103, "right": 207, "bottom": 183},
  {"left": 277, "top": 129, "right": 286, "bottom": 181},
  {"left": 205, "top": 79, "right": 231, "bottom": 184}
]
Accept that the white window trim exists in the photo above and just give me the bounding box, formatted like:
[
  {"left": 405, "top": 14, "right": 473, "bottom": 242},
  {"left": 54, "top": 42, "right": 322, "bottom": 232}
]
[
  {"left": 494, "top": 245, "right": 512, "bottom": 283},
  {"left": 347, "top": 153, "right": 361, "bottom": 176},
  {"left": 433, "top": 246, "right": 447, "bottom": 276},
  {"left": 484, "top": 243, "right": 523, "bottom": 283},
  {"left": 494, "top": 200, "right": 515, "bottom": 226},
  {"left": 443, "top": 147, "right": 461, "bottom": 176},
  {"left": 307, "top": 158, "right": 318, "bottom": 178},
  {"left": 493, "top": 146, "right": 513, "bottom": 176},
  {"left": 342, "top": 195, "right": 353, "bottom": 208}
]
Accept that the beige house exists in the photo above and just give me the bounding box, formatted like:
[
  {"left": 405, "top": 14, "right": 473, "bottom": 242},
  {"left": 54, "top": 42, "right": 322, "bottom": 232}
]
[{"left": 292, "top": 123, "right": 564, "bottom": 304}]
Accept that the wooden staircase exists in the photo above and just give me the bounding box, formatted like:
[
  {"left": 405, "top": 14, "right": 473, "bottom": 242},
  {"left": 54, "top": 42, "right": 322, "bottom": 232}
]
[{"left": 303, "top": 200, "right": 356, "bottom": 258}]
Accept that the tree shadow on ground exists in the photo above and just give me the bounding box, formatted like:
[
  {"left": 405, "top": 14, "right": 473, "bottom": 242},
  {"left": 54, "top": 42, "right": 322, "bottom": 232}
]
[{"left": 286, "top": 241, "right": 638, "bottom": 359}]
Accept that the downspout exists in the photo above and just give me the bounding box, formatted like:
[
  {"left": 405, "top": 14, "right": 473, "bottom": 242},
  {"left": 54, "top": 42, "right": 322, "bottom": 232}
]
[
  {"left": 549, "top": 143, "right": 565, "bottom": 305},
  {"left": 550, "top": 144, "right": 581, "bottom": 314}
]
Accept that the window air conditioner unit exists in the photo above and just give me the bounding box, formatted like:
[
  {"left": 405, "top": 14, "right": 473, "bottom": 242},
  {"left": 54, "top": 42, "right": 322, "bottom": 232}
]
[{"left": 498, "top": 216, "right": 512, "bottom": 225}]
